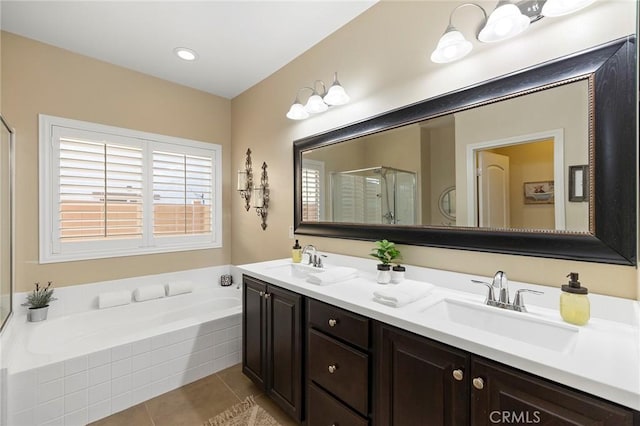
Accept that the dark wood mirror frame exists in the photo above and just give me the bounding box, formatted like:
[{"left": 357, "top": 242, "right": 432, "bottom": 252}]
[{"left": 294, "top": 37, "right": 636, "bottom": 265}]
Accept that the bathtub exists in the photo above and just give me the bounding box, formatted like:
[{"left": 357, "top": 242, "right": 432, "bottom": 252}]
[{"left": 5, "top": 280, "right": 243, "bottom": 426}]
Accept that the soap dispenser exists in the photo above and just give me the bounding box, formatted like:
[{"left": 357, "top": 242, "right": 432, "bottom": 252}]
[
  {"left": 292, "top": 240, "right": 302, "bottom": 263},
  {"left": 560, "top": 272, "right": 590, "bottom": 325}
]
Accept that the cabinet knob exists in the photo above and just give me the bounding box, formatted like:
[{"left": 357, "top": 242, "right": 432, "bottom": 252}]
[
  {"left": 328, "top": 318, "right": 337, "bottom": 327},
  {"left": 264, "top": 293, "right": 270, "bottom": 299},
  {"left": 452, "top": 369, "right": 464, "bottom": 381},
  {"left": 328, "top": 364, "right": 337, "bottom": 374},
  {"left": 472, "top": 377, "right": 484, "bottom": 390},
  {"left": 259, "top": 291, "right": 264, "bottom": 297}
]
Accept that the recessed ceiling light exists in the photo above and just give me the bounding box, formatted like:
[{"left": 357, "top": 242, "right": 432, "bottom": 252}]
[{"left": 173, "top": 47, "right": 198, "bottom": 61}]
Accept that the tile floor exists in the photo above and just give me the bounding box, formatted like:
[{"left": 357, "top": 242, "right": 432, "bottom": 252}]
[{"left": 89, "top": 363, "right": 297, "bottom": 426}]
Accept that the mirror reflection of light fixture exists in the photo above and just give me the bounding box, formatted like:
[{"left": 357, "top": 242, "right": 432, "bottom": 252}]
[
  {"left": 286, "top": 72, "right": 349, "bottom": 120},
  {"left": 253, "top": 162, "right": 270, "bottom": 230},
  {"left": 431, "top": 0, "right": 597, "bottom": 63},
  {"left": 237, "top": 148, "right": 253, "bottom": 211}
]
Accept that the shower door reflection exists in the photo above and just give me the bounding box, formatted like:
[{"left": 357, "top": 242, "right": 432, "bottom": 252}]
[{"left": 330, "top": 166, "right": 417, "bottom": 225}]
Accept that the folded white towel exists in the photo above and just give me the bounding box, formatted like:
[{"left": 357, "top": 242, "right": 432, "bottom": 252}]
[
  {"left": 373, "top": 280, "right": 434, "bottom": 308},
  {"left": 133, "top": 285, "right": 165, "bottom": 302},
  {"left": 165, "top": 281, "right": 193, "bottom": 297},
  {"left": 306, "top": 267, "right": 359, "bottom": 286},
  {"left": 98, "top": 290, "right": 131, "bottom": 309}
]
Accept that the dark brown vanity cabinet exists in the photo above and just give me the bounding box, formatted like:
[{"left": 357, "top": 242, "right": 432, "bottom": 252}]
[
  {"left": 375, "top": 323, "right": 470, "bottom": 425},
  {"left": 375, "top": 322, "right": 638, "bottom": 426},
  {"left": 470, "top": 357, "right": 636, "bottom": 426},
  {"left": 306, "top": 299, "right": 372, "bottom": 426},
  {"left": 242, "top": 275, "right": 303, "bottom": 422}
]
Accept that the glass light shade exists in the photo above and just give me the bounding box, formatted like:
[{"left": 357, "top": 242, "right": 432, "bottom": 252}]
[
  {"left": 237, "top": 170, "right": 247, "bottom": 191},
  {"left": 252, "top": 187, "right": 265, "bottom": 208},
  {"left": 323, "top": 84, "right": 350, "bottom": 106},
  {"left": 430, "top": 29, "right": 473, "bottom": 63},
  {"left": 542, "top": 0, "right": 596, "bottom": 17},
  {"left": 286, "top": 102, "right": 309, "bottom": 120},
  {"left": 304, "top": 93, "right": 329, "bottom": 114},
  {"left": 478, "top": 3, "right": 530, "bottom": 43}
]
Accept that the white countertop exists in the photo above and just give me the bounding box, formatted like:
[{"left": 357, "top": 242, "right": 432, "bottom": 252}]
[{"left": 236, "top": 253, "right": 640, "bottom": 411}]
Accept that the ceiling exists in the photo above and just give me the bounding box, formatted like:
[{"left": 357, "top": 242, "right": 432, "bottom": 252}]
[{"left": 0, "top": 1, "right": 377, "bottom": 99}]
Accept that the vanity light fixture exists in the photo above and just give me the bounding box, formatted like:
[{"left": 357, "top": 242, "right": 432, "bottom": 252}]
[
  {"left": 252, "top": 162, "right": 270, "bottom": 230},
  {"left": 431, "top": 0, "right": 597, "bottom": 63},
  {"left": 173, "top": 47, "right": 199, "bottom": 61},
  {"left": 237, "top": 148, "right": 253, "bottom": 211},
  {"left": 286, "top": 72, "right": 350, "bottom": 120}
]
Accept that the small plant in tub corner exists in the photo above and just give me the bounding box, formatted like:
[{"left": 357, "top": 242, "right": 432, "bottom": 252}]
[
  {"left": 22, "top": 281, "right": 57, "bottom": 322},
  {"left": 370, "top": 240, "right": 402, "bottom": 284}
]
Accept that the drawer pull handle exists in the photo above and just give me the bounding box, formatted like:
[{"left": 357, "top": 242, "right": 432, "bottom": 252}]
[
  {"left": 452, "top": 369, "right": 464, "bottom": 381},
  {"left": 328, "top": 318, "right": 337, "bottom": 327},
  {"left": 472, "top": 377, "right": 484, "bottom": 390},
  {"left": 328, "top": 364, "right": 337, "bottom": 374}
]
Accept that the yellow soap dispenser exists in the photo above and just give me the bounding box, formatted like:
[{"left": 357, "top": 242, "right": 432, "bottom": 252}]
[
  {"left": 292, "top": 240, "right": 302, "bottom": 263},
  {"left": 560, "top": 272, "right": 590, "bottom": 326}
]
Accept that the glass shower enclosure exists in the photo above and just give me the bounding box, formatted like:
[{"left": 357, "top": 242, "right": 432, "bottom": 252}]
[{"left": 330, "top": 166, "right": 417, "bottom": 225}]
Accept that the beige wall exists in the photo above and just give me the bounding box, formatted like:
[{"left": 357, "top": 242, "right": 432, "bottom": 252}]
[
  {"left": 231, "top": 1, "right": 638, "bottom": 299},
  {"left": 1, "top": 32, "right": 232, "bottom": 292},
  {"left": 427, "top": 125, "right": 456, "bottom": 226}
]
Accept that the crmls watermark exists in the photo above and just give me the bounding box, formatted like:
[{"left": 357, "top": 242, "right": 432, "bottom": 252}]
[{"left": 489, "top": 410, "right": 542, "bottom": 424}]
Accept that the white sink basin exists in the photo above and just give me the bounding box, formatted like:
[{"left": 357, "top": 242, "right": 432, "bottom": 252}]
[
  {"left": 421, "top": 298, "right": 578, "bottom": 353},
  {"left": 265, "top": 263, "right": 326, "bottom": 279}
]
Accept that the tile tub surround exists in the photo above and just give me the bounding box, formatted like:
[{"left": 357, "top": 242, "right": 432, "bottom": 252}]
[
  {"left": 3, "top": 266, "right": 243, "bottom": 426},
  {"left": 238, "top": 254, "right": 640, "bottom": 411}
]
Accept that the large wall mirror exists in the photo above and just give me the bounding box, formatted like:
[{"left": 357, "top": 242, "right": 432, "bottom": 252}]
[
  {"left": 0, "top": 115, "right": 14, "bottom": 332},
  {"left": 294, "top": 37, "right": 636, "bottom": 265}
]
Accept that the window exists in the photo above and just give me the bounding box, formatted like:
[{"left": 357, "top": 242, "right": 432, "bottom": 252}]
[
  {"left": 301, "top": 159, "right": 324, "bottom": 221},
  {"left": 39, "top": 115, "right": 222, "bottom": 263}
]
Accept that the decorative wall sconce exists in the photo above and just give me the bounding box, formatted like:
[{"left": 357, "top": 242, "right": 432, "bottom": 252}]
[
  {"left": 252, "top": 162, "right": 270, "bottom": 230},
  {"left": 286, "top": 72, "right": 350, "bottom": 120},
  {"left": 237, "top": 148, "right": 253, "bottom": 211},
  {"left": 430, "top": 0, "right": 596, "bottom": 63}
]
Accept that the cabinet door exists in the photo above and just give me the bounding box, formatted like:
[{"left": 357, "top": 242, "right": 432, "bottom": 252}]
[
  {"left": 470, "top": 357, "right": 635, "bottom": 426},
  {"left": 266, "top": 284, "right": 303, "bottom": 421},
  {"left": 376, "top": 323, "right": 470, "bottom": 426},
  {"left": 242, "top": 276, "right": 267, "bottom": 389}
]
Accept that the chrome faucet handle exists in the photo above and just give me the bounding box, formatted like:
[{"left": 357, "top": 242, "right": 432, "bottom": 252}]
[
  {"left": 512, "top": 289, "right": 543, "bottom": 312},
  {"left": 471, "top": 280, "right": 497, "bottom": 306}
]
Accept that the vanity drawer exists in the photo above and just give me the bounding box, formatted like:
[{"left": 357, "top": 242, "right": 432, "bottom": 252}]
[
  {"left": 308, "top": 298, "right": 370, "bottom": 349},
  {"left": 308, "top": 329, "right": 369, "bottom": 415},
  {"left": 307, "top": 382, "right": 368, "bottom": 426}
]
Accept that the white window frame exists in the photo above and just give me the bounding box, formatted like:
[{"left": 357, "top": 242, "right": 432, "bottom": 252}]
[
  {"left": 39, "top": 114, "right": 223, "bottom": 263},
  {"left": 301, "top": 159, "right": 325, "bottom": 221}
]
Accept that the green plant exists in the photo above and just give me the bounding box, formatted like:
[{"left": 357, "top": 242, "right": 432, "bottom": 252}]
[
  {"left": 369, "top": 239, "right": 402, "bottom": 265},
  {"left": 22, "top": 281, "right": 56, "bottom": 309}
]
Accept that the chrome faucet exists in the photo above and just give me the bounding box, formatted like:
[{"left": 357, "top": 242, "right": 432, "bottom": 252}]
[
  {"left": 471, "top": 271, "right": 543, "bottom": 312},
  {"left": 301, "top": 244, "right": 324, "bottom": 268},
  {"left": 301, "top": 245, "right": 316, "bottom": 265},
  {"left": 493, "top": 271, "right": 509, "bottom": 305}
]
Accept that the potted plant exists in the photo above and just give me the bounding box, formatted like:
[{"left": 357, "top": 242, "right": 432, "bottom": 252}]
[
  {"left": 370, "top": 240, "right": 402, "bottom": 284},
  {"left": 22, "top": 281, "right": 56, "bottom": 322}
]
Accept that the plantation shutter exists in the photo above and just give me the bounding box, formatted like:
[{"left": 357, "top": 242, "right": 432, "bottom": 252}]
[
  {"left": 152, "top": 150, "right": 213, "bottom": 236},
  {"left": 58, "top": 137, "right": 143, "bottom": 241},
  {"left": 302, "top": 166, "right": 322, "bottom": 221}
]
